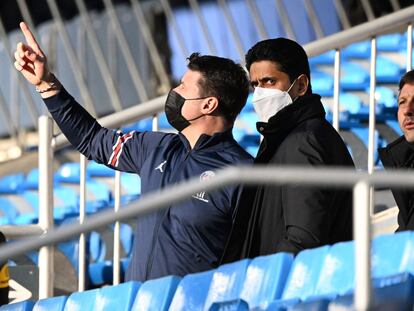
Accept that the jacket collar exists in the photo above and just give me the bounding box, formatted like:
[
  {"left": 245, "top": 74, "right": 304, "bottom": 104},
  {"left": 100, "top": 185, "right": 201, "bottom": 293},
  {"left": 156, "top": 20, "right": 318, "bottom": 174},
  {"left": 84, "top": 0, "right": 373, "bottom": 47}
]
[
  {"left": 256, "top": 94, "right": 325, "bottom": 137},
  {"left": 379, "top": 136, "right": 414, "bottom": 169},
  {"left": 178, "top": 129, "right": 235, "bottom": 152}
]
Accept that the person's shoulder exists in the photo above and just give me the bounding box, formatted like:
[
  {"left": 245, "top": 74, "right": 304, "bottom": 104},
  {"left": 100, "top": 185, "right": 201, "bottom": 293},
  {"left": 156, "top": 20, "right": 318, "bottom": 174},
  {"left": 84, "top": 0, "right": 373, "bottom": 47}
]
[{"left": 224, "top": 141, "right": 254, "bottom": 163}]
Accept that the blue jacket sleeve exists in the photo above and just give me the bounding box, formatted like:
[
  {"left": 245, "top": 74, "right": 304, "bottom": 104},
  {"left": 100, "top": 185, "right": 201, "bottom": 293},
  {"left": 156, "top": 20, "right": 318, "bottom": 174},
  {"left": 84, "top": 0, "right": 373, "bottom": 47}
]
[{"left": 43, "top": 88, "right": 166, "bottom": 174}]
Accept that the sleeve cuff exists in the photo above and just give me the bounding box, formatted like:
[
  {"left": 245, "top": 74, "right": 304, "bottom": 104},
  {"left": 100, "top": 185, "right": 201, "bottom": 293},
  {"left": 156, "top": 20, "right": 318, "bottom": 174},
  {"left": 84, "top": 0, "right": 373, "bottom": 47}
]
[{"left": 42, "top": 87, "right": 73, "bottom": 110}]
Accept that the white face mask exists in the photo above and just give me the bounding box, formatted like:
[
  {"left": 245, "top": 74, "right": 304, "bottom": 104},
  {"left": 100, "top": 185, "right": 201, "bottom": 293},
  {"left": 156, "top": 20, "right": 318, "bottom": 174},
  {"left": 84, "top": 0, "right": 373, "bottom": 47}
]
[{"left": 252, "top": 79, "right": 297, "bottom": 123}]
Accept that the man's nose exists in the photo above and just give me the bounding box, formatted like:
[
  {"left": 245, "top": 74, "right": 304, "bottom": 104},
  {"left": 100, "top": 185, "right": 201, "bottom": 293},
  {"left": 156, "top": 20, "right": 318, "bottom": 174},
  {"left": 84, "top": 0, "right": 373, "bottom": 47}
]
[{"left": 404, "top": 100, "right": 414, "bottom": 116}]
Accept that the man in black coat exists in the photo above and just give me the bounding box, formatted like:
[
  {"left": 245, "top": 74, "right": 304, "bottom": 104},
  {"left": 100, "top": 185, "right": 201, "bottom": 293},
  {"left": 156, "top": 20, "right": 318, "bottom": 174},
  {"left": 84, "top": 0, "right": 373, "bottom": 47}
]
[
  {"left": 379, "top": 70, "right": 414, "bottom": 232},
  {"left": 221, "top": 38, "right": 355, "bottom": 262}
]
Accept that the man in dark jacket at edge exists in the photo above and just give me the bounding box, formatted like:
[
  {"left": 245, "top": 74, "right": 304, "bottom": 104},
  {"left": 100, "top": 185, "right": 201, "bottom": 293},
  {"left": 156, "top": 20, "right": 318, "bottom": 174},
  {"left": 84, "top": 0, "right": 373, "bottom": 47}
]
[
  {"left": 379, "top": 70, "right": 414, "bottom": 232},
  {"left": 14, "top": 22, "right": 253, "bottom": 282},
  {"left": 221, "top": 38, "right": 355, "bottom": 263}
]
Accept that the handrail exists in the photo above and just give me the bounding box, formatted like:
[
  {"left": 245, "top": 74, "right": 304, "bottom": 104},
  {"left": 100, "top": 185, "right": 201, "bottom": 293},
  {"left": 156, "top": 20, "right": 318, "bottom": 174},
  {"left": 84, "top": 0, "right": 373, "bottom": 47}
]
[
  {"left": 51, "top": 94, "right": 167, "bottom": 150},
  {"left": 304, "top": 4, "right": 414, "bottom": 56},
  {"left": 7, "top": 165, "right": 414, "bottom": 255},
  {"left": 1, "top": 165, "right": 414, "bottom": 309}
]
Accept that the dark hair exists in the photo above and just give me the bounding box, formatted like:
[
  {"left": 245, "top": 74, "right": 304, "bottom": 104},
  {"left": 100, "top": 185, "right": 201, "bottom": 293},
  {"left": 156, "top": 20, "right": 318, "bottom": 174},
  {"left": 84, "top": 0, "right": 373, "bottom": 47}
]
[
  {"left": 245, "top": 38, "right": 312, "bottom": 94},
  {"left": 399, "top": 70, "right": 414, "bottom": 93},
  {"left": 187, "top": 52, "right": 249, "bottom": 123}
]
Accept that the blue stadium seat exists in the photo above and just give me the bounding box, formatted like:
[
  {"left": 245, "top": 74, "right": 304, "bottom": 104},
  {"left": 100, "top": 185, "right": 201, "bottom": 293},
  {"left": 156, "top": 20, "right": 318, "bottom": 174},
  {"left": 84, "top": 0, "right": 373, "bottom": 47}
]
[
  {"left": 267, "top": 246, "right": 330, "bottom": 309},
  {"left": 314, "top": 241, "right": 354, "bottom": 298},
  {"left": 0, "top": 173, "right": 25, "bottom": 194},
  {"left": 376, "top": 56, "right": 404, "bottom": 84},
  {"left": 339, "top": 93, "right": 362, "bottom": 114},
  {"left": 0, "top": 301, "right": 35, "bottom": 311},
  {"left": 309, "top": 50, "right": 335, "bottom": 66},
  {"left": 203, "top": 259, "right": 250, "bottom": 311},
  {"left": 55, "top": 163, "right": 90, "bottom": 184},
  {"left": 342, "top": 41, "right": 370, "bottom": 59},
  {"left": 0, "top": 197, "right": 19, "bottom": 224},
  {"left": 89, "top": 258, "right": 130, "bottom": 286},
  {"left": 131, "top": 275, "right": 181, "bottom": 311},
  {"left": 377, "top": 33, "right": 404, "bottom": 52},
  {"left": 95, "top": 281, "right": 140, "bottom": 310},
  {"left": 312, "top": 71, "right": 334, "bottom": 97},
  {"left": 63, "top": 288, "right": 99, "bottom": 311},
  {"left": 240, "top": 253, "right": 293, "bottom": 310},
  {"left": 341, "top": 62, "right": 369, "bottom": 90},
  {"left": 33, "top": 295, "right": 68, "bottom": 311},
  {"left": 374, "top": 86, "right": 396, "bottom": 109},
  {"left": 169, "top": 270, "right": 214, "bottom": 311},
  {"left": 87, "top": 161, "right": 115, "bottom": 178}
]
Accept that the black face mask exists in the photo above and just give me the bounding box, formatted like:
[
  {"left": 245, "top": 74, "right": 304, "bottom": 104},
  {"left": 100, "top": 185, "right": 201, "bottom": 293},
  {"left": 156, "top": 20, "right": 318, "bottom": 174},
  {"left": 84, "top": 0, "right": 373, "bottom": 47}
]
[{"left": 165, "top": 89, "right": 207, "bottom": 132}]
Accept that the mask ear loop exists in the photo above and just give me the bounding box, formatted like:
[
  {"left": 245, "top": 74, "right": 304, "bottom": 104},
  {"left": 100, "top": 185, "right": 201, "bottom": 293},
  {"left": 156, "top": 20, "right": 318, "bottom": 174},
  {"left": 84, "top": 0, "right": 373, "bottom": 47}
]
[{"left": 287, "top": 74, "right": 304, "bottom": 102}]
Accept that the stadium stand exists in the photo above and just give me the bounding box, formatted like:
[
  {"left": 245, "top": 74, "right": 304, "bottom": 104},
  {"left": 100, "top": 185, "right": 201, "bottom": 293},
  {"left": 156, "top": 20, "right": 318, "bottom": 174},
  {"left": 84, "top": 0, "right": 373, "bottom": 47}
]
[{"left": 0, "top": 0, "right": 413, "bottom": 309}]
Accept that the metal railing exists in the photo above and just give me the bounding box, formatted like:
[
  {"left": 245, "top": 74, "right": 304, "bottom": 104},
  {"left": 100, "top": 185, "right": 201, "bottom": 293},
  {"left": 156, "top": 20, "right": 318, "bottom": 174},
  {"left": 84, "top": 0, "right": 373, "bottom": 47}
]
[
  {"left": 2, "top": 160, "right": 414, "bottom": 310},
  {"left": 0, "top": 1, "right": 413, "bottom": 310}
]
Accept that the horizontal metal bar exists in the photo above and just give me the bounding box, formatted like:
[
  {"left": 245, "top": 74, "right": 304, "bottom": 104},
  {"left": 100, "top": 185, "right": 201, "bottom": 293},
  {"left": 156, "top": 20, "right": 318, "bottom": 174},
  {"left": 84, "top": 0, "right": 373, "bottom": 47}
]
[
  {"left": 1, "top": 165, "right": 414, "bottom": 262},
  {"left": 304, "top": 5, "right": 414, "bottom": 57},
  {"left": 0, "top": 224, "right": 45, "bottom": 239},
  {"left": 52, "top": 94, "right": 167, "bottom": 150}
]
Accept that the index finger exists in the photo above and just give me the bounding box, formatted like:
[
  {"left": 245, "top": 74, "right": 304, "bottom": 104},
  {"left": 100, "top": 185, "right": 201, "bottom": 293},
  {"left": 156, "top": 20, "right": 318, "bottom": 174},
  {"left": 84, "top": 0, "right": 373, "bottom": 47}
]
[{"left": 19, "top": 22, "right": 41, "bottom": 53}]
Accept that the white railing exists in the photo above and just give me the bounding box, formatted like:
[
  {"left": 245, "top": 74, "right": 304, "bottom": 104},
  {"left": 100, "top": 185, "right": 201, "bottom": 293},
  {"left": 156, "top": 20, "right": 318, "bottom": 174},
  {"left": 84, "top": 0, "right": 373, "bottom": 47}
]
[
  {"left": 2, "top": 162, "right": 414, "bottom": 310},
  {"left": 0, "top": 2, "right": 413, "bottom": 310}
]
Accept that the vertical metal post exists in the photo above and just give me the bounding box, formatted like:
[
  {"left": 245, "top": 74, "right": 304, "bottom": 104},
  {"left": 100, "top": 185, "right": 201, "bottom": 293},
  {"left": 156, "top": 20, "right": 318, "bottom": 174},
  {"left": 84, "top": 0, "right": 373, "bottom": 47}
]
[
  {"left": 38, "top": 116, "right": 54, "bottom": 299},
  {"left": 216, "top": 0, "right": 245, "bottom": 61},
  {"left": 159, "top": 0, "right": 189, "bottom": 60},
  {"left": 361, "top": 0, "right": 375, "bottom": 21},
  {"left": 333, "top": 0, "right": 351, "bottom": 29},
  {"left": 0, "top": 16, "right": 39, "bottom": 128},
  {"left": 102, "top": 0, "right": 149, "bottom": 102},
  {"left": 113, "top": 170, "right": 121, "bottom": 285},
  {"left": 274, "top": 0, "right": 296, "bottom": 40},
  {"left": 389, "top": 0, "right": 400, "bottom": 12},
  {"left": 303, "top": 0, "right": 324, "bottom": 39},
  {"left": 78, "top": 155, "right": 87, "bottom": 291},
  {"left": 353, "top": 180, "right": 372, "bottom": 311},
  {"left": 368, "top": 37, "right": 377, "bottom": 175},
  {"left": 16, "top": 0, "right": 39, "bottom": 38},
  {"left": 368, "top": 37, "right": 377, "bottom": 217},
  {"left": 407, "top": 23, "right": 413, "bottom": 72},
  {"left": 45, "top": 0, "right": 97, "bottom": 115},
  {"left": 245, "top": 0, "right": 268, "bottom": 40},
  {"left": 187, "top": 0, "right": 217, "bottom": 55},
  {"left": 74, "top": 0, "right": 123, "bottom": 112},
  {"left": 130, "top": 0, "right": 171, "bottom": 93},
  {"left": 333, "top": 49, "right": 341, "bottom": 131}
]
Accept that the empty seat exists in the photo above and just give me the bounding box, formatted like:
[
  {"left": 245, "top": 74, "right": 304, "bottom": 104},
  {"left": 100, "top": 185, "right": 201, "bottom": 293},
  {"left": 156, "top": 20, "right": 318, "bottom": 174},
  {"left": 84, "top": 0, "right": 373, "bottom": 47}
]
[
  {"left": 63, "top": 288, "right": 99, "bottom": 311},
  {"left": 0, "top": 301, "right": 35, "bottom": 311},
  {"left": 169, "top": 270, "right": 214, "bottom": 311},
  {"left": 95, "top": 281, "right": 140, "bottom": 311},
  {"left": 267, "top": 246, "right": 330, "bottom": 309},
  {"left": 240, "top": 252, "right": 293, "bottom": 310},
  {"left": 131, "top": 275, "right": 181, "bottom": 311},
  {"left": 203, "top": 259, "right": 250, "bottom": 311},
  {"left": 33, "top": 295, "right": 68, "bottom": 311}
]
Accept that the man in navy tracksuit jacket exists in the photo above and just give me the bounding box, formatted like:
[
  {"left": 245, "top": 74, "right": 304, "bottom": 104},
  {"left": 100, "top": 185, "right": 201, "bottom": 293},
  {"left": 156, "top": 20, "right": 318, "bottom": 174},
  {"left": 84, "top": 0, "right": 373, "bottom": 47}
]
[{"left": 14, "top": 23, "right": 252, "bottom": 281}]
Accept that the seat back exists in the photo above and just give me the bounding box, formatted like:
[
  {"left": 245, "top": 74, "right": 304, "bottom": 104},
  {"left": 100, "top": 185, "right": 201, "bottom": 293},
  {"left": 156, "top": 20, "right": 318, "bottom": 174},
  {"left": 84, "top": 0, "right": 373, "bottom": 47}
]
[
  {"left": 169, "top": 270, "right": 214, "bottom": 311},
  {"left": 315, "top": 241, "right": 355, "bottom": 297},
  {"left": 282, "top": 245, "right": 330, "bottom": 301},
  {"left": 33, "top": 296, "right": 68, "bottom": 311},
  {"left": 203, "top": 259, "right": 250, "bottom": 311},
  {"left": 63, "top": 288, "right": 99, "bottom": 311},
  {"left": 95, "top": 281, "right": 140, "bottom": 311},
  {"left": 240, "top": 252, "right": 293, "bottom": 309},
  {"left": 131, "top": 275, "right": 181, "bottom": 311}
]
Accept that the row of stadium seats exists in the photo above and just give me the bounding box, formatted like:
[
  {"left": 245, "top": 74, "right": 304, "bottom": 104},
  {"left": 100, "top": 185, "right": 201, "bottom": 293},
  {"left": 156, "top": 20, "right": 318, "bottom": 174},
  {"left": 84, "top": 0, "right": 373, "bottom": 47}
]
[{"left": 3, "top": 230, "right": 414, "bottom": 310}]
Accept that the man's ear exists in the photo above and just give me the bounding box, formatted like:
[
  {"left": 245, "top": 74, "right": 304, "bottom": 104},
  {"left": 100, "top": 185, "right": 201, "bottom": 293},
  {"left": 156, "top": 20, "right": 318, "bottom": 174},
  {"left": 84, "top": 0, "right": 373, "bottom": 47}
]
[
  {"left": 201, "top": 97, "right": 219, "bottom": 115},
  {"left": 296, "top": 74, "right": 309, "bottom": 96}
]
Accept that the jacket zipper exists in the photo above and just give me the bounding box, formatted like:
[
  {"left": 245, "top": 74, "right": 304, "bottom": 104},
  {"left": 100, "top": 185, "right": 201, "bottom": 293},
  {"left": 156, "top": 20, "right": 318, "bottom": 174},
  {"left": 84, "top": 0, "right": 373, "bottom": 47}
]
[{"left": 144, "top": 149, "right": 192, "bottom": 279}]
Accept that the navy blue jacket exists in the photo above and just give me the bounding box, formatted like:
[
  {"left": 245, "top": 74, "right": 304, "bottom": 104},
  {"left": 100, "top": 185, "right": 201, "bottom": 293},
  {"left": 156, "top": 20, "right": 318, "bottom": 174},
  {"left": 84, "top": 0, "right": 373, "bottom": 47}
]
[{"left": 44, "top": 88, "right": 253, "bottom": 281}]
